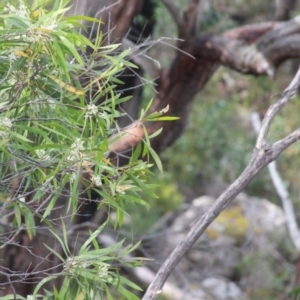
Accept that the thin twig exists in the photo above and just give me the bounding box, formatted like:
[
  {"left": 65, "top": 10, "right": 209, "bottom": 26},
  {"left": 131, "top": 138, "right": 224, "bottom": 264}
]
[
  {"left": 251, "top": 112, "right": 300, "bottom": 251},
  {"left": 256, "top": 67, "right": 300, "bottom": 150}
]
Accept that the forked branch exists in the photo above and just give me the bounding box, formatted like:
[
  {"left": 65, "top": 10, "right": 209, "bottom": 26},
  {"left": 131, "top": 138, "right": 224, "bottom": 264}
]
[
  {"left": 142, "top": 67, "right": 300, "bottom": 300},
  {"left": 251, "top": 112, "right": 300, "bottom": 251}
]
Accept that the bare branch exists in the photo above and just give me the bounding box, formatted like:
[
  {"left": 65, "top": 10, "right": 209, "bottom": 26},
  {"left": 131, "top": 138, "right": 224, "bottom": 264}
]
[
  {"left": 69, "top": 0, "right": 142, "bottom": 43},
  {"left": 272, "top": 127, "right": 300, "bottom": 156},
  {"left": 223, "top": 22, "right": 282, "bottom": 43},
  {"left": 121, "top": 38, "right": 161, "bottom": 78},
  {"left": 142, "top": 68, "right": 300, "bottom": 300},
  {"left": 193, "top": 35, "right": 274, "bottom": 76},
  {"left": 262, "top": 35, "right": 300, "bottom": 67},
  {"left": 257, "top": 16, "right": 300, "bottom": 49},
  {"left": 109, "top": 120, "right": 144, "bottom": 153},
  {"left": 251, "top": 112, "right": 300, "bottom": 251},
  {"left": 256, "top": 66, "right": 300, "bottom": 149}
]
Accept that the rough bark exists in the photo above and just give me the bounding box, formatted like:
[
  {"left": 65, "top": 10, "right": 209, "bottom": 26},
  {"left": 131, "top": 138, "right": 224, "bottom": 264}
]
[{"left": 110, "top": 17, "right": 300, "bottom": 157}]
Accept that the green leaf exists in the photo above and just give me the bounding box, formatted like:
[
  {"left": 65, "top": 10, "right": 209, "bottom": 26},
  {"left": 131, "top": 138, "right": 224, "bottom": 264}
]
[
  {"left": 42, "top": 194, "right": 59, "bottom": 219},
  {"left": 148, "top": 145, "right": 163, "bottom": 172},
  {"left": 130, "top": 141, "right": 142, "bottom": 164},
  {"left": 148, "top": 127, "right": 163, "bottom": 139},
  {"left": 43, "top": 242, "right": 65, "bottom": 263},
  {"left": 13, "top": 203, "right": 22, "bottom": 228},
  {"left": 144, "top": 116, "right": 180, "bottom": 121},
  {"left": 69, "top": 164, "right": 81, "bottom": 214},
  {"left": 23, "top": 204, "right": 36, "bottom": 239},
  {"left": 118, "top": 286, "right": 141, "bottom": 300},
  {"left": 0, "top": 295, "right": 26, "bottom": 300},
  {"left": 123, "top": 194, "right": 150, "bottom": 208},
  {"left": 9, "top": 131, "right": 33, "bottom": 143},
  {"left": 127, "top": 173, "right": 155, "bottom": 197},
  {"left": 144, "top": 99, "right": 153, "bottom": 114},
  {"left": 33, "top": 275, "right": 58, "bottom": 297},
  {"left": 61, "top": 220, "right": 70, "bottom": 254},
  {"left": 79, "top": 222, "right": 107, "bottom": 254}
]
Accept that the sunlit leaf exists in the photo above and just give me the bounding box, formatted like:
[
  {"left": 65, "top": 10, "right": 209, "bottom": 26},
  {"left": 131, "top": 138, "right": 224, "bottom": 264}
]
[{"left": 47, "top": 75, "right": 85, "bottom": 95}]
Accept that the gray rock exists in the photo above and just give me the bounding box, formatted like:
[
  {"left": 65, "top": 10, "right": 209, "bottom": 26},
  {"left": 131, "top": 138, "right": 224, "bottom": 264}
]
[
  {"left": 147, "top": 193, "right": 289, "bottom": 299},
  {"left": 201, "top": 277, "right": 247, "bottom": 300}
]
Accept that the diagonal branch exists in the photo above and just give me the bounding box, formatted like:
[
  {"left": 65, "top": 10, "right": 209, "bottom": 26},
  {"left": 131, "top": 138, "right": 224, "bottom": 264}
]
[
  {"left": 223, "top": 22, "right": 282, "bottom": 43},
  {"left": 142, "top": 67, "right": 300, "bottom": 300},
  {"left": 251, "top": 112, "right": 300, "bottom": 251},
  {"left": 257, "top": 16, "right": 300, "bottom": 49},
  {"left": 256, "top": 66, "right": 300, "bottom": 150},
  {"left": 192, "top": 35, "right": 274, "bottom": 75}
]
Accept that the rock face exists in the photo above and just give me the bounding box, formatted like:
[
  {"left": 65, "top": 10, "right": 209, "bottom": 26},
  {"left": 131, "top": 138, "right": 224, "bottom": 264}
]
[{"left": 146, "top": 193, "right": 293, "bottom": 299}]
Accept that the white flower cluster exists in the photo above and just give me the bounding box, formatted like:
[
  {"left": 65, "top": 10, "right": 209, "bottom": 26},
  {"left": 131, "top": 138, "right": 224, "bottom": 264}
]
[
  {"left": 43, "top": 20, "right": 57, "bottom": 31},
  {"left": 0, "top": 117, "right": 12, "bottom": 138},
  {"left": 64, "top": 256, "right": 110, "bottom": 281},
  {"left": 91, "top": 175, "right": 102, "bottom": 187},
  {"left": 97, "top": 263, "right": 109, "bottom": 278},
  {"left": 7, "top": 75, "right": 17, "bottom": 84},
  {"left": 27, "top": 295, "right": 35, "bottom": 300},
  {"left": 26, "top": 29, "right": 52, "bottom": 43},
  {"left": 116, "top": 185, "right": 126, "bottom": 195},
  {"left": 25, "top": 19, "right": 57, "bottom": 43},
  {"left": 4, "top": 3, "right": 27, "bottom": 18},
  {"left": 64, "top": 256, "right": 90, "bottom": 274},
  {"left": 35, "top": 149, "right": 51, "bottom": 161},
  {"left": 85, "top": 103, "right": 98, "bottom": 118},
  {"left": 70, "top": 171, "right": 77, "bottom": 183},
  {"left": 66, "top": 138, "right": 86, "bottom": 162},
  {"left": 18, "top": 195, "right": 26, "bottom": 203},
  {"left": 3, "top": 6, "right": 56, "bottom": 53},
  {"left": 6, "top": 32, "right": 52, "bottom": 51},
  {"left": 47, "top": 98, "right": 57, "bottom": 108}
]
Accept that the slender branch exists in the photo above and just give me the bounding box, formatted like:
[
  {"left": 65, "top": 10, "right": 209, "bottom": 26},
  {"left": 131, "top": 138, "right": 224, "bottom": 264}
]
[
  {"left": 0, "top": 225, "right": 25, "bottom": 251},
  {"left": 108, "top": 120, "right": 144, "bottom": 153},
  {"left": 251, "top": 112, "right": 300, "bottom": 251},
  {"left": 256, "top": 66, "right": 300, "bottom": 150},
  {"left": 257, "top": 16, "right": 300, "bottom": 49},
  {"left": 121, "top": 38, "right": 161, "bottom": 78},
  {"left": 193, "top": 35, "right": 275, "bottom": 76},
  {"left": 272, "top": 127, "right": 300, "bottom": 157},
  {"left": 142, "top": 67, "right": 300, "bottom": 300},
  {"left": 223, "top": 22, "right": 282, "bottom": 43},
  {"left": 142, "top": 151, "right": 264, "bottom": 299}
]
